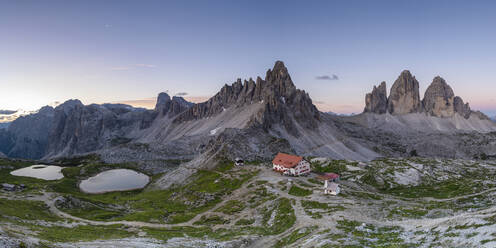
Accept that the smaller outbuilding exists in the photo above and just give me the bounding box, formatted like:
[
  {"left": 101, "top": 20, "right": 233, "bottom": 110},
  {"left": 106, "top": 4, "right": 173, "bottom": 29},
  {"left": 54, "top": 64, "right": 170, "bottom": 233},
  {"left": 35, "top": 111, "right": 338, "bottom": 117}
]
[
  {"left": 324, "top": 181, "right": 340, "bottom": 195},
  {"left": 316, "top": 173, "right": 341, "bottom": 195},
  {"left": 317, "top": 173, "right": 340, "bottom": 182}
]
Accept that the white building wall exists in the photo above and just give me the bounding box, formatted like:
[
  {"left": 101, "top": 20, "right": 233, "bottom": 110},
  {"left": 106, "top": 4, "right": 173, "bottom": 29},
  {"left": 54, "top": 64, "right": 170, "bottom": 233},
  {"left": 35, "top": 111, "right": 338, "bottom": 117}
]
[{"left": 273, "top": 160, "right": 310, "bottom": 176}]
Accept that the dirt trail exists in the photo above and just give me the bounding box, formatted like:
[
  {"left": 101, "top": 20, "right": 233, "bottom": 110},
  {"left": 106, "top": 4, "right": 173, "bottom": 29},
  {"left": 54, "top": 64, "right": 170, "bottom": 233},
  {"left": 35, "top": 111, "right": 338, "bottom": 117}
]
[{"left": 4, "top": 164, "right": 496, "bottom": 247}]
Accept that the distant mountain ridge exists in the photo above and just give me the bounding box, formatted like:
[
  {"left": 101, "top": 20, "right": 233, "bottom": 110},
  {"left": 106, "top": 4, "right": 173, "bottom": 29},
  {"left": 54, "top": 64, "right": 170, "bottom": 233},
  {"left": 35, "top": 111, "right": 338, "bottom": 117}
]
[
  {"left": 0, "top": 61, "right": 495, "bottom": 163},
  {"left": 0, "top": 95, "right": 192, "bottom": 159}
]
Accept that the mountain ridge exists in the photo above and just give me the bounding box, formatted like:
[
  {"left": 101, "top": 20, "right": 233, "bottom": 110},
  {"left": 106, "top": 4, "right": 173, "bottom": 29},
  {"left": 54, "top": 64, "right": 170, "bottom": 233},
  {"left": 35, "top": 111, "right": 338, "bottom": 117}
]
[{"left": 0, "top": 61, "right": 495, "bottom": 163}]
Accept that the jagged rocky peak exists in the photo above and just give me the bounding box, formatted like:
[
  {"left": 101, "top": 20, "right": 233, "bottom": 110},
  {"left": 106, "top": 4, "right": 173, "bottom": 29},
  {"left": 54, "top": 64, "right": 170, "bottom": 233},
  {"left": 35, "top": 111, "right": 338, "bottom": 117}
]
[
  {"left": 423, "top": 76, "right": 455, "bottom": 117},
  {"left": 55, "top": 99, "right": 84, "bottom": 115},
  {"left": 453, "top": 96, "right": 471, "bottom": 119},
  {"left": 174, "top": 61, "right": 320, "bottom": 136},
  {"left": 37, "top": 106, "right": 55, "bottom": 116},
  {"left": 265, "top": 60, "right": 297, "bottom": 97},
  {"left": 154, "top": 92, "right": 192, "bottom": 116},
  {"left": 421, "top": 77, "right": 487, "bottom": 120},
  {"left": 155, "top": 92, "right": 171, "bottom": 110},
  {"left": 364, "top": 81, "right": 388, "bottom": 114},
  {"left": 387, "top": 70, "right": 422, "bottom": 115},
  {"left": 361, "top": 71, "right": 489, "bottom": 120}
]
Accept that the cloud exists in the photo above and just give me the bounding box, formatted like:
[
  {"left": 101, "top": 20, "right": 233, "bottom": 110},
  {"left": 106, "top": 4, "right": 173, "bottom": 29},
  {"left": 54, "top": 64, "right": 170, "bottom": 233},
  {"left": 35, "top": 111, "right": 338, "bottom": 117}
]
[
  {"left": 135, "top": 64, "right": 157, "bottom": 68},
  {"left": 175, "top": 92, "right": 188, "bottom": 96},
  {"left": 110, "top": 64, "right": 157, "bottom": 71},
  {"left": 110, "top": 67, "right": 132, "bottom": 71},
  {"left": 316, "top": 74, "right": 339, "bottom": 80},
  {"left": 104, "top": 24, "right": 113, "bottom": 28},
  {"left": 0, "top": 110, "right": 17, "bottom": 115}
]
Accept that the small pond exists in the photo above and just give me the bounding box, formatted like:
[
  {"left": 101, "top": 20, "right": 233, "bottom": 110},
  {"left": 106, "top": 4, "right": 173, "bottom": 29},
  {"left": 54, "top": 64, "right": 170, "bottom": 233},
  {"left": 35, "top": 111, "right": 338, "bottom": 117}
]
[
  {"left": 10, "top": 165, "right": 64, "bottom": 180},
  {"left": 79, "top": 169, "right": 150, "bottom": 194}
]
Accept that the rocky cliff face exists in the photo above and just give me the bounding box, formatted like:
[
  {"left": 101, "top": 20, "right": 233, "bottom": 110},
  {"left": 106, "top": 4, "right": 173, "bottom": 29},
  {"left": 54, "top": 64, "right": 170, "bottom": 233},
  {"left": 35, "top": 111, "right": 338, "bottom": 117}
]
[
  {"left": 155, "top": 93, "right": 193, "bottom": 117},
  {"left": 174, "top": 61, "right": 320, "bottom": 136},
  {"left": 387, "top": 70, "right": 422, "bottom": 115},
  {"left": 364, "top": 82, "right": 388, "bottom": 114},
  {"left": 45, "top": 95, "right": 192, "bottom": 158},
  {"left": 422, "top": 76, "right": 455, "bottom": 117},
  {"left": 0, "top": 93, "right": 193, "bottom": 159},
  {"left": 4, "top": 106, "right": 55, "bottom": 159},
  {"left": 364, "top": 71, "right": 488, "bottom": 121},
  {"left": 453, "top": 96, "right": 472, "bottom": 119}
]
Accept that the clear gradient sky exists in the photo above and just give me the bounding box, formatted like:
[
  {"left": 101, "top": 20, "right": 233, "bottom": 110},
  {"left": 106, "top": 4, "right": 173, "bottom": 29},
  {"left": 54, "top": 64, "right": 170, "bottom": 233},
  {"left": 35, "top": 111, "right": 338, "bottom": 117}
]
[{"left": 1, "top": 0, "right": 496, "bottom": 116}]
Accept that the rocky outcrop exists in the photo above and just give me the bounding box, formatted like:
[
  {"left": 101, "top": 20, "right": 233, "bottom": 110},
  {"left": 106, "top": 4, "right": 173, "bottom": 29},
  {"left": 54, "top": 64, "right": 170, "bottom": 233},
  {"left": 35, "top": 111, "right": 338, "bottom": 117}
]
[
  {"left": 422, "top": 76, "right": 455, "bottom": 117},
  {"left": 453, "top": 96, "right": 472, "bottom": 119},
  {"left": 0, "top": 91, "right": 193, "bottom": 159},
  {"left": 205, "top": 127, "right": 294, "bottom": 161},
  {"left": 364, "top": 82, "right": 388, "bottom": 114},
  {"left": 173, "top": 78, "right": 257, "bottom": 122},
  {"left": 387, "top": 70, "right": 422, "bottom": 115},
  {"left": 364, "top": 72, "right": 489, "bottom": 121},
  {"left": 471, "top": 110, "right": 491, "bottom": 121},
  {"left": 45, "top": 100, "right": 157, "bottom": 158},
  {"left": 155, "top": 92, "right": 193, "bottom": 117},
  {"left": 174, "top": 61, "right": 320, "bottom": 136}
]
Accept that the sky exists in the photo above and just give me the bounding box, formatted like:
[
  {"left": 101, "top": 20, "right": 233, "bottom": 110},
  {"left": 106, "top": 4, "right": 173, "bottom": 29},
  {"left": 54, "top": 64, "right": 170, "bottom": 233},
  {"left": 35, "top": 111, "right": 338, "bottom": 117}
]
[{"left": 1, "top": 0, "right": 496, "bottom": 116}]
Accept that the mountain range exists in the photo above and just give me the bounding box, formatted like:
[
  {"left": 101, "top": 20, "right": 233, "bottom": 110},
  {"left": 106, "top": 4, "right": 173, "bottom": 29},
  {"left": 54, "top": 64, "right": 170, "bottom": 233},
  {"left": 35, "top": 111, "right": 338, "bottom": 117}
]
[{"left": 1, "top": 61, "right": 495, "bottom": 166}]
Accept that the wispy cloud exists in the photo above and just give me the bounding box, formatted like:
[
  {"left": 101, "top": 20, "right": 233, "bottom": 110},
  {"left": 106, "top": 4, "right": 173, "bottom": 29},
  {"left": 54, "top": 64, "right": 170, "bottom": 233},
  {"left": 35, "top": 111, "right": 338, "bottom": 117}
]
[
  {"left": 316, "top": 74, "right": 339, "bottom": 81},
  {"left": 135, "top": 64, "right": 157, "bottom": 68},
  {"left": 110, "top": 67, "right": 132, "bottom": 71},
  {"left": 175, "top": 92, "right": 188, "bottom": 96},
  {"left": 0, "top": 110, "right": 17, "bottom": 115},
  {"left": 110, "top": 64, "right": 157, "bottom": 71}
]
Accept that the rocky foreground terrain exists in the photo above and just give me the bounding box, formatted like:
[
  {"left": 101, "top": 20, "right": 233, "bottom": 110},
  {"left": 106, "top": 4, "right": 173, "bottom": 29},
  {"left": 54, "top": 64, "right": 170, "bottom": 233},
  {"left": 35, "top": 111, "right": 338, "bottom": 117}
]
[
  {"left": 3, "top": 156, "right": 496, "bottom": 247},
  {"left": 2, "top": 61, "right": 496, "bottom": 247}
]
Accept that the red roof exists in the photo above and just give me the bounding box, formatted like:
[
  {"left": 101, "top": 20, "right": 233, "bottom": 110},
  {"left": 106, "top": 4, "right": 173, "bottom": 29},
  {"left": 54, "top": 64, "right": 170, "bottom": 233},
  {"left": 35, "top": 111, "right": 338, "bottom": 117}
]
[
  {"left": 272, "top": 153, "right": 303, "bottom": 168},
  {"left": 317, "top": 173, "right": 340, "bottom": 180}
]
